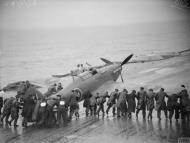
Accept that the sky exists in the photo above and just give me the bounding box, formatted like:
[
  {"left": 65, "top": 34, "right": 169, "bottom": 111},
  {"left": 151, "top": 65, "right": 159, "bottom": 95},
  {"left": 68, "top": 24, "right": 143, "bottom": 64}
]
[{"left": 0, "top": 0, "right": 188, "bottom": 30}]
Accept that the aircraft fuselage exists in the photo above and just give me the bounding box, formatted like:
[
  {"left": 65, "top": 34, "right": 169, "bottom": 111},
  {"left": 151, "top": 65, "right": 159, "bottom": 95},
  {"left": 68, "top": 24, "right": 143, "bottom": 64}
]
[{"left": 52, "top": 64, "right": 122, "bottom": 101}]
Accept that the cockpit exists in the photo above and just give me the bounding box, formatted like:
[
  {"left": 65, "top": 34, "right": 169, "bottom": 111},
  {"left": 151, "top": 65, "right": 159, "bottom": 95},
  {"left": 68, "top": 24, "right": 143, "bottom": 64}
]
[
  {"left": 89, "top": 67, "right": 98, "bottom": 75},
  {"left": 76, "top": 68, "right": 98, "bottom": 80}
]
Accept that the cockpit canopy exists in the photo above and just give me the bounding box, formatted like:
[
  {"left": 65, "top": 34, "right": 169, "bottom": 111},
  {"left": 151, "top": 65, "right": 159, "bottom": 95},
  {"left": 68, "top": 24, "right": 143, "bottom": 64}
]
[{"left": 77, "top": 68, "right": 98, "bottom": 80}]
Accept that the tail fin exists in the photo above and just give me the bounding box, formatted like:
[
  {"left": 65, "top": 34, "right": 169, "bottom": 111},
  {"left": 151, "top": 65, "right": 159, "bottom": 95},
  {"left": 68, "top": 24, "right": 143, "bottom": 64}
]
[{"left": 100, "top": 58, "right": 113, "bottom": 64}]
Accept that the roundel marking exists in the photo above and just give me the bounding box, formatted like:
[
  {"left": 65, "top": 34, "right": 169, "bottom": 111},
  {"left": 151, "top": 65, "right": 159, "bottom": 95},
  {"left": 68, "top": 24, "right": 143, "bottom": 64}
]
[{"left": 74, "top": 88, "right": 83, "bottom": 101}]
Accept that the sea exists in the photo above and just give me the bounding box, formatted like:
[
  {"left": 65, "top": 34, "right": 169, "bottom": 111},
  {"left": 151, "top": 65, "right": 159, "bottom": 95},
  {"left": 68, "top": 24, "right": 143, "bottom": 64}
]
[{"left": 0, "top": 0, "right": 190, "bottom": 90}]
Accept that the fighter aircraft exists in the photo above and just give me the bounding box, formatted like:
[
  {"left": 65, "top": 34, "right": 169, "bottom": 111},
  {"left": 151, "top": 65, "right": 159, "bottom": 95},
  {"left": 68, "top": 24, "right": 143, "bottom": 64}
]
[
  {"left": 50, "top": 54, "right": 133, "bottom": 101},
  {"left": 50, "top": 48, "right": 190, "bottom": 102}
]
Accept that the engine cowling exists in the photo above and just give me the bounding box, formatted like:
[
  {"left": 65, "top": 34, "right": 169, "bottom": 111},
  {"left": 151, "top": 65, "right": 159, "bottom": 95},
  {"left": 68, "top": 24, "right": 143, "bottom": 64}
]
[{"left": 73, "top": 88, "right": 84, "bottom": 101}]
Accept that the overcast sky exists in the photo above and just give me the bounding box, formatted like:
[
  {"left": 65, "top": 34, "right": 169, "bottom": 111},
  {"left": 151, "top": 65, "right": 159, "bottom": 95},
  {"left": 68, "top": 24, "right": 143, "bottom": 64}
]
[{"left": 0, "top": 0, "right": 188, "bottom": 30}]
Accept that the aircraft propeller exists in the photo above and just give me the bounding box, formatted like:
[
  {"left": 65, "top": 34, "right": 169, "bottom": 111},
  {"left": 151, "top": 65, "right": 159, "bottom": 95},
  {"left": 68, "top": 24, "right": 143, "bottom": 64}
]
[
  {"left": 121, "top": 54, "right": 133, "bottom": 66},
  {"left": 119, "top": 54, "right": 134, "bottom": 82}
]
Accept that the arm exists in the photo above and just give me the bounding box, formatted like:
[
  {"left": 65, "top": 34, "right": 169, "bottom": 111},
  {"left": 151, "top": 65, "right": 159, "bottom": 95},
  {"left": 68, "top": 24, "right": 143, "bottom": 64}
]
[
  {"left": 105, "top": 95, "right": 110, "bottom": 98},
  {"left": 155, "top": 93, "right": 158, "bottom": 101},
  {"left": 135, "top": 92, "right": 139, "bottom": 100},
  {"left": 165, "top": 92, "right": 169, "bottom": 98}
]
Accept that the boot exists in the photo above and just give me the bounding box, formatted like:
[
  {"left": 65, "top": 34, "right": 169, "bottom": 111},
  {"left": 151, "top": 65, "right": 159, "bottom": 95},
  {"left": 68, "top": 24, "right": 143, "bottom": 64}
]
[{"left": 136, "top": 113, "right": 138, "bottom": 119}]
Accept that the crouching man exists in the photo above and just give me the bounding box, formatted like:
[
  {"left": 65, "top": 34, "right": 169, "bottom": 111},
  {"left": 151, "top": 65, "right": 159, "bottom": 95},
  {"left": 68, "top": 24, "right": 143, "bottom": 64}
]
[
  {"left": 36, "top": 98, "right": 47, "bottom": 127},
  {"left": 9, "top": 97, "right": 22, "bottom": 127},
  {"left": 56, "top": 96, "right": 68, "bottom": 127},
  {"left": 1, "top": 97, "right": 15, "bottom": 125}
]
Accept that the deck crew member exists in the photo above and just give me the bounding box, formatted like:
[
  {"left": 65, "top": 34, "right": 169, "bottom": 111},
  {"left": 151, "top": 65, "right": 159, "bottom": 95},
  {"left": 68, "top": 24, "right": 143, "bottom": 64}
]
[
  {"left": 45, "top": 84, "right": 57, "bottom": 97},
  {"left": 90, "top": 93, "right": 98, "bottom": 116},
  {"left": 146, "top": 89, "right": 155, "bottom": 120},
  {"left": 106, "top": 89, "right": 119, "bottom": 116},
  {"left": 36, "top": 98, "right": 47, "bottom": 127},
  {"left": 45, "top": 98, "right": 58, "bottom": 127},
  {"left": 68, "top": 90, "right": 79, "bottom": 119},
  {"left": 167, "top": 94, "right": 180, "bottom": 122},
  {"left": 136, "top": 87, "right": 147, "bottom": 119},
  {"left": 117, "top": 89, "right": 128, "bottom": 117},
  {"left": 22, "top": 81, "right": 36, "bottom": 127},
  {"left": 178, "top": 85, "right": 189, "bottom": 121},
  {"left": 56, "top": 97, "right": 68, "bottom": 126},
  {"left": 8, "top": 97, "right": 22, "bottom": 127},
  {"left": 57, "top": 83, "right": 63, "bottom": 92},
  {"left": 127, "top": 90, "right": 136, "bottom": 119},
  {"left": 83, "top": 91, "right": 93, "bottom": 117},
  {"left": 1, "top": 97, "right": 15, "bottom": 125},
  {"left": 155, "top": 88, "right": 168, "bottom": 120},
  {"left": 0, "top": 89, "right": 5, "bottom": 117},
  {"left": 97, "top": 92, "right": 109, "bottom": 116}
]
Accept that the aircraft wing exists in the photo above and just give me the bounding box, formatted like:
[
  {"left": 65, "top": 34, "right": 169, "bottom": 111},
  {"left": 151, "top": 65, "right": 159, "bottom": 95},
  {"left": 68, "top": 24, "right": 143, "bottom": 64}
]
[
  {"left": 123, "top": 49, "right": 190, "bottom": 64},
  {"left": 52, "top": 73, "right": 71, "bottom": 78},
  {"left": 2, "top": 81, "right": 42, "bottom": 91}
]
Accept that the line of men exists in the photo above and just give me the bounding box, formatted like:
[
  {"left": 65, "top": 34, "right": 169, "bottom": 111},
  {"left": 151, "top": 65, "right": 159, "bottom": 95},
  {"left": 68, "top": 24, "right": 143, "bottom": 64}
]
[
  {"left": 83, "top": 85, "right": 190, "bottom": 122},
  {"left": 0, "top": 83, "right": 190, "bottom": 128}
]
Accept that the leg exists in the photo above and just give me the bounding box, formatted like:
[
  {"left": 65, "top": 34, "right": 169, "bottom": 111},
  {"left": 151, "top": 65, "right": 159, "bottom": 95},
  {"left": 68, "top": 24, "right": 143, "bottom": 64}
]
[
  {"left": 69, "top": 108, "right": 74, "bottom": 119},
  {"left": 150, "top": 109, "right": 153, "bottom": 119},
  {"left": 112, "top": 106, "right": 116, "bottom": 116},
  {"left": 74, "top": 109, "right": 79, "bottom": 118},
  {"left": 142, "top": 109, "right": 146, "bottom": 119},
  {"left": 89, "top": 106, "right": 93, "bottom": 116},
  {"left": 106, "top": 104, "right": 111, "bottom": 114},
  {"left": 0, "top": 107, "right": 2, "bottom": 116},
  {"left": 37, "top": 112, "right": 46, "bottom": 126},
  {"left": 97, "top": 106, "right": 101, "bottom": 116},
  {"left": 157, "top": 109, "right": 161, "bottom": 120},
  {"left": 13, "top": 114, "right": 19, "bottom": 127},
  {"left": 169, "top": 109, "right": 174, "bottom": 122},
  {"left": 128, "top": 112, "right": 132, "bottom": 118},
  {"left": 93, "top": 105, "right": 97, "bottom": 115},
  {"left": 22, "top": 117, "right": 28, "bottom": 127},
  {"left": 101, "top": 104, "right": 105, "bottom": 115},
  {"left": 9, "top": 116, "right": 14, "bottom": 126},
  {"left": 57, "top": 109, "right": 61, "bottom": 125},
  {"left": 174, "top": 108, "right": 179, "bottom": 121},
  {"left": 1, "top": 112, "right": 6, "bottom": 122},
  {"left": 187, "top": 111, "right": 190, "bottom": 121},
  {"left": 147, "top": 110, "right": 150, "bottom": 120},
  {"left": 94, "top": 105, "right": 97, "bottom": 115},
  {"left": 136, "top": 109, "right": 140, "bottom": 119},
  {"left": 181, "top": 109, "right": 185, "bottom": 120},
  {"left": 5, "top": 111, "right": 11, "bottom": 124},
  {"left": 61, "top": 112, "right": 65, "bottom": 124},
  {"left": 117, "top": 107, "right": 121, "bottom": 117},
  {"left": 63, "top": 108, "right": 68, "bottom": 123},
  {"left": 85, "top": 107, "right": 89, "bottom": 116},
  {"left": 183, "top": 111, "right": 188, "bottom": 121},
  {"left": 164, "top": 108, "right": 168, "bottom": 119}
]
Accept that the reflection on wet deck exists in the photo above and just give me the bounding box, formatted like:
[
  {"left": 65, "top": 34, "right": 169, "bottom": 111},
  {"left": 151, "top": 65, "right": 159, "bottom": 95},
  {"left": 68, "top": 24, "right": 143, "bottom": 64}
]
[{"left": 1, "top": 112, "right": 190, "bottom": 143}]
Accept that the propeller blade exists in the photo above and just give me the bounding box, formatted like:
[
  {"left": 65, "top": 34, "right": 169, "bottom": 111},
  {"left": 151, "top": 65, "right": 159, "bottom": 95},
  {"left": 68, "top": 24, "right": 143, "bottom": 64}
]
[
  {"left": 121, "top": 54, "right": 133, "bottom": 66},
  {"left": 178, "top": 48, "right": 190, "bottom": 54},
  {"left": 52, "top": 73, "right": 70, "bottom": 78},
  {"left": 120, "top": 73, "right": 124, "bottom": 83},
  {"left": 100, "top": 58, "right": 113, "bottom": 65}
]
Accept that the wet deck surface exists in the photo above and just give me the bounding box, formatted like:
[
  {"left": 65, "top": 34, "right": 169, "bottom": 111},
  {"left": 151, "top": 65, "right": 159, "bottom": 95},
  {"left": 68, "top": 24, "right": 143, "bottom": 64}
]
[{"left": 1, "top": 111, "right": 190, "bottom": 143}]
